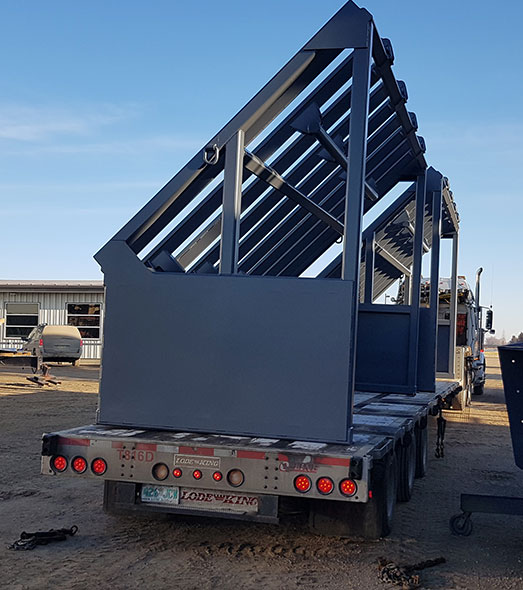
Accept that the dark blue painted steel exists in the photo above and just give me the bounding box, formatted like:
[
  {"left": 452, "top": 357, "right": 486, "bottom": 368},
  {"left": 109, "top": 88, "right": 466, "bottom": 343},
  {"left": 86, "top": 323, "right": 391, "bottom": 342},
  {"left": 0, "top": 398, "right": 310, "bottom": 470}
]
[{"left": 498, "top": 344, "right": 523, "bottom": 469}]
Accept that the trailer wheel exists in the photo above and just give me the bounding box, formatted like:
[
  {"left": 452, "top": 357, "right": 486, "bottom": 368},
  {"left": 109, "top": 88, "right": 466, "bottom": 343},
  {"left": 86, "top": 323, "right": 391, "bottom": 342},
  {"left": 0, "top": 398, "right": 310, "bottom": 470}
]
[
  {"left": 397, "top": 432, "right": 416, "bottom": 502},
  {"left": 415, "top": 423, "right": 428, "bottom": 478},
  {"left": 473, "top": 383, "right": 484, "bottom": 396},
  {"left": 308, "top": 452, "right": 397, "bottom": 539},
  {"left": 362, "top": 451, "right": 397, "bottom": 537}
]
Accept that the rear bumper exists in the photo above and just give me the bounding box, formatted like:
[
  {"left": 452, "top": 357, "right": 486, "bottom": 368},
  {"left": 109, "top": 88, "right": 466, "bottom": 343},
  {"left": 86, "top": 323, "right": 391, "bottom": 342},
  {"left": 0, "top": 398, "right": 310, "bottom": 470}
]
[
  {"left": 103, "top": 480, "right": 280, "bottom": 523},
  {"left": 42, "top": 354, "right": 81, "bottom": 363},
  {"left": 41, "top": 427, "right": 369, "bottom": 508}
]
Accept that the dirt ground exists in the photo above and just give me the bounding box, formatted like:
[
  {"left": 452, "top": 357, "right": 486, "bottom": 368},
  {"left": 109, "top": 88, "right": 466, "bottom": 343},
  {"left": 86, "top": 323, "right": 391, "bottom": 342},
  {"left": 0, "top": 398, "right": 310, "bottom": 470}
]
[{"left": 1, "top": 351, "right": 522, "bottom": 590}]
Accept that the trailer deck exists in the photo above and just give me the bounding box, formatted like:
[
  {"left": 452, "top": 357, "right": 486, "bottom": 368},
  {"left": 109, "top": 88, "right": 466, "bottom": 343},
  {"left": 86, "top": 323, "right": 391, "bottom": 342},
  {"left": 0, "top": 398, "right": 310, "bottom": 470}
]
[{"left": 42, "top": 379, "right": 460, "bottom": 519}]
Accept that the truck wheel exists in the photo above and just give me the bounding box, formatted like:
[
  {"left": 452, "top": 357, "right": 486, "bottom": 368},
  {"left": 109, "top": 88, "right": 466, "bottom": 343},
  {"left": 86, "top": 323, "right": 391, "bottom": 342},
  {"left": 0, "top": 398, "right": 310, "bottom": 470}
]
[
  {"left": 397, "top": 432, "right": 416, "bottom": 502},
  {"left": 473, "top": 383, "right": 484, "bottom": 396},
  {"left": 308, "top": 452, "right": 397, "bottom": 539},
  {"left": 415, "top": 423, "right": 428, "bottom": 478}
]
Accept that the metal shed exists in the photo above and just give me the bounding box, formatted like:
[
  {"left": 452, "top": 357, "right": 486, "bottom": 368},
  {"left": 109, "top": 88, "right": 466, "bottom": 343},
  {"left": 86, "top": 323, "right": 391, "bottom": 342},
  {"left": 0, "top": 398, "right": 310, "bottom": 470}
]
[{"left": 0, "top": 280, "right": 104, "bottom": 360}]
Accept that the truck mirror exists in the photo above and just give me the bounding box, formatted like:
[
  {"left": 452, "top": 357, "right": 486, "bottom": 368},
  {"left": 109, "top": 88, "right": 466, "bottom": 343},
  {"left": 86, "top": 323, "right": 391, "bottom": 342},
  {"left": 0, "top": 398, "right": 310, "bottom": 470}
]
[{"left": 485, "top": 309, "right": 493, "bottom": 331}]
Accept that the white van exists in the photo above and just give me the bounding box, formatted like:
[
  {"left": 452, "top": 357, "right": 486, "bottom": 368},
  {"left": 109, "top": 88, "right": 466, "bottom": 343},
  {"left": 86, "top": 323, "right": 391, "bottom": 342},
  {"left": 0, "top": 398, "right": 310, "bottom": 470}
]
[{"left": 22, "top": 324, "right": 82, "bottom": 365}]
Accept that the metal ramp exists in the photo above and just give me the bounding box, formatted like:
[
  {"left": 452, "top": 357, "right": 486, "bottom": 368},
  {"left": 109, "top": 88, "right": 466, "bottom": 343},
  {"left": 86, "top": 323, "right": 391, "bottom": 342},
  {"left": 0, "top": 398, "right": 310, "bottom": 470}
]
[{"left": 95, "top": 1, "right": 459, "bottom": 443}]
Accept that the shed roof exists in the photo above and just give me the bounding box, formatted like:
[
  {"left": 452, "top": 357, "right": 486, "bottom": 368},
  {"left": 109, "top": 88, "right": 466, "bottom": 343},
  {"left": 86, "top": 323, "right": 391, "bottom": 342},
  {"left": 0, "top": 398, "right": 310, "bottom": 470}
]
[{"left": 0, "top": 280, "right": 104, "bottom": 293}]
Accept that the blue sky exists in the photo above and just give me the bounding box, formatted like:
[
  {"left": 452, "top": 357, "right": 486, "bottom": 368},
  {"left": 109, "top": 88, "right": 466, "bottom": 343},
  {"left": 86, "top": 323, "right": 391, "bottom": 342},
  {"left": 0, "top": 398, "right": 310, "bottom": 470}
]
[{"left": 1, "top": 1, "right": 522, "bottom": 338}]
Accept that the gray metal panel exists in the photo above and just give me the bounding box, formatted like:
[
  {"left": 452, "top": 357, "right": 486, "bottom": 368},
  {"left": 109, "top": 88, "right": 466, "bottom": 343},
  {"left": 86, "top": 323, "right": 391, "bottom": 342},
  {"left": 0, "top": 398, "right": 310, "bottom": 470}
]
[
  {"left": 98, "top": 242, "right": 354, "bottom": 443},
  {"left": 417, "top": 307, "right": 436, "bottom": 391},
  {"left": 355, "top": 307, "right": 410, "bottom": 392},
  {"left": 437, "top": 324, "right": 451, "bottom": 373}
]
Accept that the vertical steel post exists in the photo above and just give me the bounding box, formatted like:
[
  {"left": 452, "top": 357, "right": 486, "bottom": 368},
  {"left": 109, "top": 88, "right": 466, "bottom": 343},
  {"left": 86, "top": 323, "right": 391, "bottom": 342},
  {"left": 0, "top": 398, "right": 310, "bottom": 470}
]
[
  {"left": 403, "top": 275, "right": 411, "bottom": 305},
  {"left": 364, "top": 234, "right": 375, "bottom": 303},
  {"left": 219, "top": 130, "right": 245, "bottom": 274},
  {"left": 448, "top": 232, "right": 459, "bottom": 377},
  {"left": 406, "top": 172, "right": 427, "bottom": 392},
  {"left": 425, "top": 183, "right": 442, "bottom": 382},
  {"left": 341, "top": 22, "right": 373, "bottom": 440}
]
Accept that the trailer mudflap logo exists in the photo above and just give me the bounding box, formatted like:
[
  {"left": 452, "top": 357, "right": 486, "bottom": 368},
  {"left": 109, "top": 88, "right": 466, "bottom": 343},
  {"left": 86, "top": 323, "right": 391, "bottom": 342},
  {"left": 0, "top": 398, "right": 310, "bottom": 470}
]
[
  {"left": 180, "top": 488, "right": 258, "bottom": 513},
  {"left": 174, "top": 455, "right": 221, "bottom": 469},
  {"left": 279, "top": 455, "right": 318, "bottom": 474}
]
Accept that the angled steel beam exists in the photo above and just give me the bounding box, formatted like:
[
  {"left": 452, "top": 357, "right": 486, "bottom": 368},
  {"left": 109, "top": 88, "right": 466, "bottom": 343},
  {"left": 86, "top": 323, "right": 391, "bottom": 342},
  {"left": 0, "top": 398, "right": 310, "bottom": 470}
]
[
  {"left": 241, "top": 178, "right": 345, "bottom": 275},
  {"left": 371, "top": 29, "right": 426, "bottom": 173},
  {"left": 375, "top": 243, "right": 411, "bottom": 277},
  {"left": 243, "top": 151, "right": 344, "bottom": 235},
  {"left": 442, "top": 178, "right": 460, "bottom": 234},
  {"left": 291, "top": 103, "right": 379, "bottom": 203}
]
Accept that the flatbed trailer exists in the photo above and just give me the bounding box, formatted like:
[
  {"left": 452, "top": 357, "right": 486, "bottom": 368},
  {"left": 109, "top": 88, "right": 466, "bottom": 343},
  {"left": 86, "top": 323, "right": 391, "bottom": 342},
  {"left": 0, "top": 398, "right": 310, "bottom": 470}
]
[{"left": 41, "top": 381, "right": 460, "bottom": 537}]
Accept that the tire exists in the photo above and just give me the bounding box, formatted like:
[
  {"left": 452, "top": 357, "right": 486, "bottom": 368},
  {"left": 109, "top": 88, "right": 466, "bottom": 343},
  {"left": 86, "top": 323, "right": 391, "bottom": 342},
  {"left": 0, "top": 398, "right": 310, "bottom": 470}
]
[
  {"left": 415, "top": 423, "right": 428, "bottom": 479},
  {"left": 473, "top": 383, "right": 484, "bottom": 396},
  {"left": 449, "top": 513, "right": 473, "bottom": 536},
  {"left": 308, "top": 452, "right": 397, "bottom": 539},
  {"left": 362, "top": 452, "right": 397, "bottom": 537},
  {"left": 397, "top": 433, "right": 416, "bottom": 502}
]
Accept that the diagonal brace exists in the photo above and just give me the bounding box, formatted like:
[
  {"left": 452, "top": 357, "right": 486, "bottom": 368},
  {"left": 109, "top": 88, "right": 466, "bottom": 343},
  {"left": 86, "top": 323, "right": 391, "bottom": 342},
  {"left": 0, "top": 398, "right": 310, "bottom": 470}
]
[
  {"left": 291, "top": 102, "right": 379, "bottom": 202},
  {"left": 243, "top": 150, "right": 343, "bottom": 235}
]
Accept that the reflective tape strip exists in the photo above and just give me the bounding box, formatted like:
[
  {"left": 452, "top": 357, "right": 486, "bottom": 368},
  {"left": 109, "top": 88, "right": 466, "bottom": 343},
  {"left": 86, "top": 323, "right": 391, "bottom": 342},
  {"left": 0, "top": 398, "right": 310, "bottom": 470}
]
[
  {"left": 315, "top": 457, "right": 351, "bottom": 467},
  {"left": 59, "top": 437, "right": 90, "bottom": 446}
]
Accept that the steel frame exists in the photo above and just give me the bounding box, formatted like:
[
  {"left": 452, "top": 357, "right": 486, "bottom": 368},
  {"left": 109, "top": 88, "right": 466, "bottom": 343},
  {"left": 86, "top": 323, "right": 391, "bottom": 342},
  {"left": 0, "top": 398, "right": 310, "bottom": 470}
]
[{"left": 95, "top": 1, "right": 460, "bottom": 440}]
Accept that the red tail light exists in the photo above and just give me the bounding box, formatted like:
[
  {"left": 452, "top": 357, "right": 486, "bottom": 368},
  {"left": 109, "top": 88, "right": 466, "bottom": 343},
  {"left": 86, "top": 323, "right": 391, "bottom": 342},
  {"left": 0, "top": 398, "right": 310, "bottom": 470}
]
[
  {"left": 91, "top": 458, "right": 107, "bottom": 475},
  {"left": 294, "top": 475, "right": 312, "bottom": 493},
  {"left": 213, "top": 471, "right": 222, "bottom": 481},
  {"left": 72, "top": 456, "right": 87, "bottom": 473},
  {"left": 340, "top": 478, "right": 357, "bottom": 496},
  {"left": 173, "top": 468, "right": 182, "bottom": 478},
  {"left": 39, "top": 338, "right": 43, "bottom": 347},
  {"left": 52, "top": 455, "right": 67, "bottom": 472},
  {"left": 80, "top": 339, "right": 83, "bottom": 346},
  {"left": 192, "top": 469, "right": 202, "bottom": 480},
  {"left": 316, "top": 477, "right": 334, "bottom": 495}
]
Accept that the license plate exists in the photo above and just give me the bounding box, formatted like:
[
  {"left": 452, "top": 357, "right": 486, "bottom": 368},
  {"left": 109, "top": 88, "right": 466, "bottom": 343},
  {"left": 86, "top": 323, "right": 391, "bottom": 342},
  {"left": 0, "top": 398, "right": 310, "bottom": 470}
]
[
  {"left": 178, "top": 488, "right": 259, "bottom": 513},
  {"left": 141, "top": 484, "right": 179, "bottom": 505}
]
